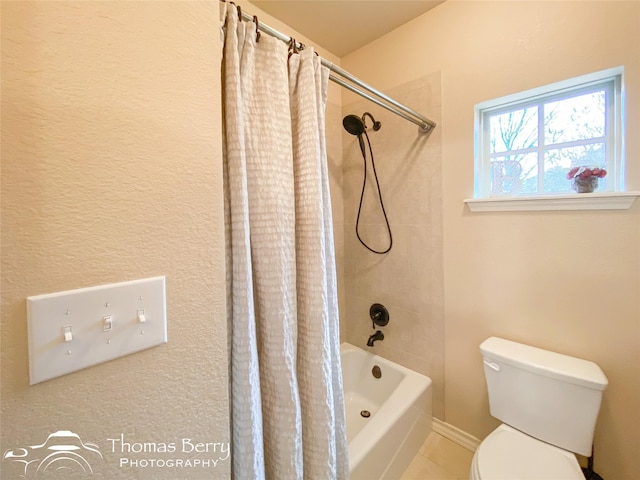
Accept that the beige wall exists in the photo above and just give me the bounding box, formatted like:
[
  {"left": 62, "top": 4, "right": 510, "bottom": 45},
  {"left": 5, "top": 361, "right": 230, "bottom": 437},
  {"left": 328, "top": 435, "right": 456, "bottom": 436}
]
[
  {"left": 1, "top": 2, "right": 229, "bottom": 478},
  {"left": 342, "top": 1, "right": 640, "bottom": 479}
]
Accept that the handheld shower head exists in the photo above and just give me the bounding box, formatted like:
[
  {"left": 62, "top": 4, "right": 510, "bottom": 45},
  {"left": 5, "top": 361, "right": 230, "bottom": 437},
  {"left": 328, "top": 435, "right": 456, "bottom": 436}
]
[
  {"left": 342, "top": 111, "right": 393, "bottom": 255},
  {"left": 343, "top": 114, "right": 366, "bottom": 156},
  {"left": 342, "top": 112, "right": 381, "bottom": 136},
  {"left": 343, "top": 112, "right": 381, "bottom": 157},
  {"left": 342, "top": 114, "right": 366, "bottom": 136}
]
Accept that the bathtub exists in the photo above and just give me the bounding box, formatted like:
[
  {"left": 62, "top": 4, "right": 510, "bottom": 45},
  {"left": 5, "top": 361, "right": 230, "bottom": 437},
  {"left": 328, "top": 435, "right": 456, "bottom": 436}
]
[{"left": 341, "top": 342, "right": 432, "bottom": 480}]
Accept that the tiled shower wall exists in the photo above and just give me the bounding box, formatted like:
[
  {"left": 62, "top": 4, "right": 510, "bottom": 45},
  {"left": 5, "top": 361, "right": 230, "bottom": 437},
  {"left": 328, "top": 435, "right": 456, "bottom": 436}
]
[{"left": 340, "top": 73, "right": 444, "bottom": 418}]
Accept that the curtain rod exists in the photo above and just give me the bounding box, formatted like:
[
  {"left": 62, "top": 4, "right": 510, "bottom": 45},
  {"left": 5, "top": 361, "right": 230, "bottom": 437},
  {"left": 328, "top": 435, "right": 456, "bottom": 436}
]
[{"left": 225, "top": 3, "right": 437, "bottom": 133}]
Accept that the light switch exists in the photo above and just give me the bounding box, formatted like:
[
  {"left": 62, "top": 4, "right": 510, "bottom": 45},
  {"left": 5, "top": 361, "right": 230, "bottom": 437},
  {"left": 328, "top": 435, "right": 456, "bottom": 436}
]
[
  {"left": 27, "top": 276, "right": 167, "bottom": 385},
  {"left": 103, "top": 315, "right": 113, "bottom": 332}
]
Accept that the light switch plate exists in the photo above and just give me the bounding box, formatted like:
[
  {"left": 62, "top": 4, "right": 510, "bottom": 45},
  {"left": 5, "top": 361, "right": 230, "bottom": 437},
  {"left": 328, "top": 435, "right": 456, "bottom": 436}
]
[{"left": 27, "top": 276, "right": 167, "bottom": 385}]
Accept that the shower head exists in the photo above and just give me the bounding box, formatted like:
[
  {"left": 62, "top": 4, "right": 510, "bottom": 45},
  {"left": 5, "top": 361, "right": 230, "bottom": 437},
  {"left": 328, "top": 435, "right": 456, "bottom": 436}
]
[
  {"left": 343, "top": 114, "right": 366, "bottom": 136},
  {"left": 343, "top": 114, "right": 366, "bottom": 157},
  {"left": 343, "top": 112, "right": 381, "bottom": 157},
  {"left": 342, "top": 112, "right": 382, "bottom": 137}
]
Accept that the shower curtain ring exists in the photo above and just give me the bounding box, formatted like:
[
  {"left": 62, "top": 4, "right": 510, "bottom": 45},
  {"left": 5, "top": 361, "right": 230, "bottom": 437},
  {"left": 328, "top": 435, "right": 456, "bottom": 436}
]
[
  {"left": 253, "top": 15, "right": 261, "bottom": 42},
  {"left": 236, "top": 4, "right": 242, "bottom": 20}
]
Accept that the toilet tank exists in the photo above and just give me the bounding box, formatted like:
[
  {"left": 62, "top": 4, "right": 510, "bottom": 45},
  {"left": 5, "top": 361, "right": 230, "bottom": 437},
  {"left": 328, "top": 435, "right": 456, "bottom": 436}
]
[{"left": 480, "top": 337, "right": 608, "bottom": 456}]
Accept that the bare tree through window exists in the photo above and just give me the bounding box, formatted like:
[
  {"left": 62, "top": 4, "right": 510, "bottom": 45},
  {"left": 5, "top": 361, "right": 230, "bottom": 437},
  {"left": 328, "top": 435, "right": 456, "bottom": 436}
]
[{"left": 487, "top": 89, "right": 609, "bottom": 195}]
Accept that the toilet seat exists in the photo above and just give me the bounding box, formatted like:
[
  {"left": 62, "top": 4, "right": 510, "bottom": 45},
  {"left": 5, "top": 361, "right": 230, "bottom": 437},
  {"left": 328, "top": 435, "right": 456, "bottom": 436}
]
[{"left": 471, "top": 424, "right": 585, "bottom": 480}]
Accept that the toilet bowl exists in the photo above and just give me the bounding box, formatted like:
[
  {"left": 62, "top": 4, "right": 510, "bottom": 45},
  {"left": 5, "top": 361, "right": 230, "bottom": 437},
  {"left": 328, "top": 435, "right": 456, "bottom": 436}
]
[{"left": 470, "top": 424, "right": 584, "bottom": 480}]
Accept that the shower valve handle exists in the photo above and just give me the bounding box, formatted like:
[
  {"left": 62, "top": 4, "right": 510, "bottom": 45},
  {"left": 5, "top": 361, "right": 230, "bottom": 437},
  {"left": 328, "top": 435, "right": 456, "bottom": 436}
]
[
  {"left": 371, "top": 311, "right": 381, "bottom": 329},
  {"left": 369, "top": 303, "right": 389, "bottom": 328}
]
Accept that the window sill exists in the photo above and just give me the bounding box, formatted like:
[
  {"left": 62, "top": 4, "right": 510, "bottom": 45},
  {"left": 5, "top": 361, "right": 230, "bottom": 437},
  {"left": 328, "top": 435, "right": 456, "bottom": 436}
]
[{"left": 464, "top": 192, "right": 640, "bottom": 212}]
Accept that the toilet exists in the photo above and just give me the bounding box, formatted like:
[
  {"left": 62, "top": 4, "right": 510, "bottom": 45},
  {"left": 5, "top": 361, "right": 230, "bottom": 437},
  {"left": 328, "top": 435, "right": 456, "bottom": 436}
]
[{"left": 471, "top": 337, "right": 608, "bottom": 480}]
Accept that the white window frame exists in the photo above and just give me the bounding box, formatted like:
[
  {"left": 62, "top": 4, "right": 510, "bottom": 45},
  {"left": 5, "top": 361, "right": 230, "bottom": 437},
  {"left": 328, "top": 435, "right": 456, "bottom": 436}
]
[{"left": 466, "top": 67, "right": 638, "bottom": 211}]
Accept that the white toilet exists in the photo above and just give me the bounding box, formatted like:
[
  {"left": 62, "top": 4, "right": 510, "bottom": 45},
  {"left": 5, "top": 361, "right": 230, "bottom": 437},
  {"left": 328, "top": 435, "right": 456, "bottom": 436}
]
[{"left": 471, "top": 337, "right": 608, "bottom": 480}]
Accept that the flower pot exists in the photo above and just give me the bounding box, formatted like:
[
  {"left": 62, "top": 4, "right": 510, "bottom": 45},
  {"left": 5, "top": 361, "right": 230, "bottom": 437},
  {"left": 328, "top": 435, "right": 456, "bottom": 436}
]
[{"left": 572, "top": 176, "right": 598, "bottom": 193}]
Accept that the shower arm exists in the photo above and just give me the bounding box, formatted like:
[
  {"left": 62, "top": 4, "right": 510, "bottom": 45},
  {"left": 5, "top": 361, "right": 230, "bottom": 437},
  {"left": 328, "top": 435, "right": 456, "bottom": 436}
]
[{"left": 229, "top": 3, "right": 437, "bottom": 134}]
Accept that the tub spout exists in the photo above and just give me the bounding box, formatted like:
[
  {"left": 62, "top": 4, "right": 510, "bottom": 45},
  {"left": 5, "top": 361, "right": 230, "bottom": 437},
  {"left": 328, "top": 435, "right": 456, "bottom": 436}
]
[{"left": 367, "top": 330, "right": 384, "bottom": 347}]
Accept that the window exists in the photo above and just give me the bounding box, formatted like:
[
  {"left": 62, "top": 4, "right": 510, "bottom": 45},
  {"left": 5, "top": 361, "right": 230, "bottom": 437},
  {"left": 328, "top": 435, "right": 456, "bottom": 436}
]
[{"left": 474, "top": 68, "right": 624, "bottom": 199}]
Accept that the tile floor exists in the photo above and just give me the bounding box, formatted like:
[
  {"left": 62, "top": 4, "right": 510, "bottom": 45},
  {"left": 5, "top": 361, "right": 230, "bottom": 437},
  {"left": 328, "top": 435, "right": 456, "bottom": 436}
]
[{"left": 400, "top": 431, "right": 474, "bottom": 480}]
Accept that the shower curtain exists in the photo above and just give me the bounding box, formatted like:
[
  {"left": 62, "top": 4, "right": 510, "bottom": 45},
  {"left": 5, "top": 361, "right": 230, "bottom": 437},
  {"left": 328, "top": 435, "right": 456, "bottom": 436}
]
[{"left": 221, "top": 5, "right": 348, "bottom": 479}]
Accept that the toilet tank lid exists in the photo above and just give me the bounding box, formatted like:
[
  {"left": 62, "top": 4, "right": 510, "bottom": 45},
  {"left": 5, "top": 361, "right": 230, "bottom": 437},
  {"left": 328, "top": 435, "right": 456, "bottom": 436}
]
[{"left": 480, "top": 337, "right": 608, "bottom": 391}]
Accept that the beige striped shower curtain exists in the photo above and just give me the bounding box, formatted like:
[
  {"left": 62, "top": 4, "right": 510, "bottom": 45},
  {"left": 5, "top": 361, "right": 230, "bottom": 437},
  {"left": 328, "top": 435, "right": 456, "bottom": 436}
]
[{"left": 221, "top": 5, "right": 348, "bottom": 479}]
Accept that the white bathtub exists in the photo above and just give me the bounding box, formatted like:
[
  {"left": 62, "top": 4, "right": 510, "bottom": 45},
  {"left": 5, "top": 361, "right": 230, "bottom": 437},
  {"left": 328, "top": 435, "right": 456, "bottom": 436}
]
[{"left": 341, "top": 342, "right": 432, "bottom": 480}]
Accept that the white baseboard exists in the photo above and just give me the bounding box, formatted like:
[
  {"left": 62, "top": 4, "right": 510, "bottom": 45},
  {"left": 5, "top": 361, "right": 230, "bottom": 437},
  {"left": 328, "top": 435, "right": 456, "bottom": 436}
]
[{"left": 432, "top": 418, "right": 481, "bottom": 452}]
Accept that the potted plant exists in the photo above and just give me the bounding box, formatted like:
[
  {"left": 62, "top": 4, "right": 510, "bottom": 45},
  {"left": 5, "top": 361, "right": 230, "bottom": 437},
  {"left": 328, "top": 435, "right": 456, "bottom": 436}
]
[{"left": 566, "top": 166, "right": 607, "bottom": 193}]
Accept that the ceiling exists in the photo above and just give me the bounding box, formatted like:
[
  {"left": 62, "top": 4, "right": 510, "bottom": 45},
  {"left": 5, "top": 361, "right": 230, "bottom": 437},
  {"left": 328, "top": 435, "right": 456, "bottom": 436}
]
[{"left": 248, "top": 1, "right": 445, "bottom": 57}]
